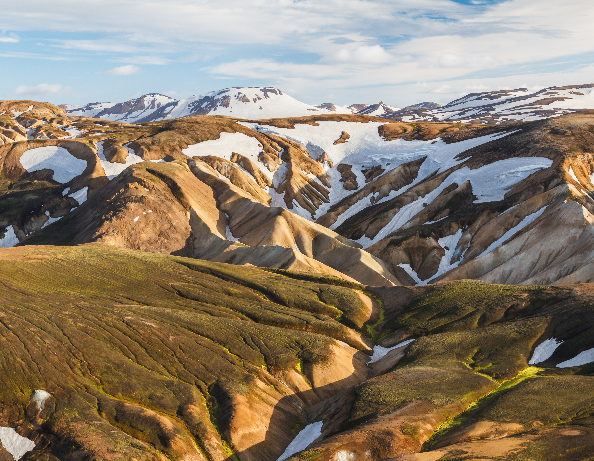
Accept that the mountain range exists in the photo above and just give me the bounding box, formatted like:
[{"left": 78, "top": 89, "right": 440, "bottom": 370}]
[
  {"left": 1, "top": 84, "right": 594, "bottom": 460},
  {"left": 62, "top": 83, "right": 594, "bottom": 123}
]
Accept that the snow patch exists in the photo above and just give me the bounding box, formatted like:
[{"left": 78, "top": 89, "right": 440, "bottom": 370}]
[
  {"left": 422, "top": 229, "right": 465, "bottom": 284},
  {"left": 336, "top": 451, "right": 356, "bottom": 461},
  {"left": 183, "top": 132, "right": 272, "bottom": 180},
  {"left": 0, "top": 226, "right": 19, "bottom": 248},
  {"left": 41, "top": 211, "right": 62, "bottom": 229},
  {"left": 226, "top": 224, "right": 239, "bottom": 242},
  {"left": 0, "top": 427, "right": 35, "bottom": 461},
  {"left": 529, "top": 338, "right": 563, "bottom": 365},
  {"left": 63, "top": 126, "right": 84, "bottom": 138},
  {"left": 276, "top": 421, "right": 323, "bottom": 461},
  {"left": 557, "top": 348, "right": 594, "bottom": 368},
  {"left": 479, "top": 207, "right": 547, "bottom": 258},
  {"left": 368, "top": 339, "right": 415, "bottom": 364},
  {"left": 20, "top": 146, "right": 87, "bottom": 183},
  {"left": 96, "top": 141, "right": 143, "bottom": 180},
  {"left": 397, "top": 264, "right": 422, "bottom": 285},
  {"left": 69, "top": 187, "right": 88, "bottom": 205},
  {"left": 31, "top": 390, "right": 52, "bottom": 411}
]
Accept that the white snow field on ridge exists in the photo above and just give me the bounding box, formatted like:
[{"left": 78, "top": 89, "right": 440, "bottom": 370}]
[
  {"left": 245, "top": 121, "right": 551, "bottom": 223},
  {"left": 96, "top": 141, "right": 144, "bottom": 180},
  {"left": 398, "top": 84, "right": 594, "bottom": 123},
  {"left": 19, "top": 146, "right": 87, "bottom": 183},
  {"left": 66, "top": 87, "right": 352, "bottom": 123}
]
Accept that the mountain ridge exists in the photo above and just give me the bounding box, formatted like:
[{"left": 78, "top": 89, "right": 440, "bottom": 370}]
[{"left": 62, "top": 83, "right": 594, "bottom": 124}]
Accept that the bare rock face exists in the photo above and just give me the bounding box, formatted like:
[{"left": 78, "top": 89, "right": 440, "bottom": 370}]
[
  {"left": 230, "top": 152, "right": 273, "bottom": 188},
  {"left": 333, "top": 131, "right": 350, "bottom": 145},
  {"left": 336, "top": 164, "right": 358, "bottom": 191}
]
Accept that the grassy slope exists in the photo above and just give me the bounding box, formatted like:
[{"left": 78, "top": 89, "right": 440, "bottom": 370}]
[
  {"left": 293, "top": 280, "right": 594, "bottom": 460},
  {"left": 0, "top": 244, "right": 371, "bottom": 460}
]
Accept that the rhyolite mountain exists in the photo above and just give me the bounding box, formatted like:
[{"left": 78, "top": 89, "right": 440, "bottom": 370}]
[
  {"left": 6, "top": 98, "right": 594, "bottom": 286},
  {"left": 1, "top": 90, "right": 594, "bottom": 460}
]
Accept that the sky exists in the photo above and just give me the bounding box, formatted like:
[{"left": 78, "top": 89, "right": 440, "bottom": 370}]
[{"left": 0, "top": 0, "right": 592, "bottom": 107}]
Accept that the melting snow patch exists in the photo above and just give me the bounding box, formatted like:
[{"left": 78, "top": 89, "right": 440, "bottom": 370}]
[
  {"left": 529, "top": 338, "right": 563, "bottom": 365},
  {"left": 420, "top": 230, "right": 465, "bottom": 285},
  {"left": 479, "top": 207, "right": 547, "bottom": 258},
  {"left": 557, "top": 348, "right": 594, "bottom": 368},
  {"left": 31, "top": 390, "right": 52, "bottom": 411},
  {"left": 183, "top": 132, "right": 272, "bottom": 179},
  {"left": 0, "top": 226, "right": 19, "bottom": 248},
  {"left": 20, "top": 146, "right": 87, "bottom": 183},
  {"left": 226, "top": 225, "right": 239, "bottom": 242},
  {"left": 276, "top": 421, "right": 323, "bottom": 461},
  {"left": 0, "top": 427, "right": 35, "bottom": 460},
  {"left": 569, "top": 167, "right": 580, "bottom": 184},
  {"left": 63, "top": 126, "right": 84, "bottom": 138},
  {"left": 397, "top": 264, "right": 422, "bottom": 285},
  {"left": 336, "top": 451, "right": 356, "bottom": 461},
  {"left": 69, "top": 187, "right": 88, "bottom": 205},
  {"left": 41, "top": 211, "right": 62, "bottom": 229},
  {"left": 96, "top": 141, "right": 143, "bottom": 180},
  {"left": 368, "top": 339, "right": 415, "bottom": 364}
]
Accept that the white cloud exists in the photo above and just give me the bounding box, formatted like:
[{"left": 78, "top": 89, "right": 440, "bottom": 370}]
[
  {"left": 13, "top": 84, "right": 70, "bottom": 96},
  {"left": 438, "top": 53, "right": 495, "bottom": 68},
  {"left": 0, "top": 0, "right": 593, "bottom": 107},
  {"left": 0, "top": 36, "right": 18, "bottom": 43},
  {"left": 332, "top": 45, "right": 392, "bottom": 64},
  {"left": 103, "top": 65, "right": 140, "bottom": 75}
]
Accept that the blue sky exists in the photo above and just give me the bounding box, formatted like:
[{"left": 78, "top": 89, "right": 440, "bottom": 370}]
[{"left": 0, "top": 0, "right": 592, "bottom": 107}]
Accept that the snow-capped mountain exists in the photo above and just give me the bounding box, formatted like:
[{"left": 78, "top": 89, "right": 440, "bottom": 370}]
[
  {"left": 65, "top": 87, "right": 353, "bottom": 123},
  {"left": 350, "top": 101, "right": 401, "bottom": 117},
  {"left": 387, "top": 84, "right": 594, "bottom": 123}
]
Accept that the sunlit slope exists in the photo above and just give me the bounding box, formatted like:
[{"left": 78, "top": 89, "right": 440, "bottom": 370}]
[
  {"left": 286, "top": 280, "right": 594, "bottom": 460},
  {"left": 0, "top": 244, "right": 374, "bottom": 461}
]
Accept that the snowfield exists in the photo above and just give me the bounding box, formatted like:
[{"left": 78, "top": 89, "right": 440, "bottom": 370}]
[
  {"left": 183, "top": 132, "right": 269, "bottom": 177},
  {"left": 368, "top": 339, "right": 415, "bottom": 364},
  {"left": 0, "top": 226, "right": 19, "bottom": 248},
  {"left": 529, "top": 338, "right": 564, "bottom": 365},
  {"left": 276, "top": 421, "right": 323, "bottom": 461},
  {"left": 557, "top": 347, "right": 594, "bottom": 368},
  {"left": 0, "top": 427, "right": 35, "bottom": 461},
  {"left": 20, "top": 146, "right": 87, "bottom": 183},
  {"left": 96, "top": 141, "right": 144, "bottom": 180}
]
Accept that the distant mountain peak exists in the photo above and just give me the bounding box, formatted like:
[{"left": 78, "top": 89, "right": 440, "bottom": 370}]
[{"left": 66, "top": 86, "right": 352, "bottom": 122}]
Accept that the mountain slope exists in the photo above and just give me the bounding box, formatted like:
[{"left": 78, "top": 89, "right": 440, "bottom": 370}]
[
  {"left": 6, "top": 99, "right": 594, "bottom": 287},
  {"left": 1, "top": 247, "right": 594, "bottom": 460},
  {"left": 0, "top": 244, "right": 373, "bottom": 461}
]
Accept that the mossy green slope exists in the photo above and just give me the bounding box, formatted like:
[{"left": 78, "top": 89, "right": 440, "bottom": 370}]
[
  {"left": 0, "top": 244, "right": 370, "bottom": 461},
  {"left": 290, "top": 280, "right": 594, "bottom": 461}
]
